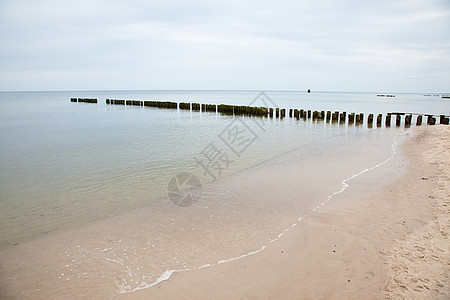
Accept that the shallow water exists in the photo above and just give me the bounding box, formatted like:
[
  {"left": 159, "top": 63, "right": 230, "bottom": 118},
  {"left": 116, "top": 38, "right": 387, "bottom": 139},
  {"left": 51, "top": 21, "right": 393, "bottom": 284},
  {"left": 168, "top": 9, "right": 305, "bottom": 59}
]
[{"left": 0, "top": 90, "right": 445, "bottom": 297}]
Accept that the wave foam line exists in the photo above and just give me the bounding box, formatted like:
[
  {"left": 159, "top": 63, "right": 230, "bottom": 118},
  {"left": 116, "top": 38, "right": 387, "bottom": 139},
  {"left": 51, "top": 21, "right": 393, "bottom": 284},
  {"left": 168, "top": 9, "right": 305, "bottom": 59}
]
[{"left": 119, "top": 142, "right": 397, "bottom": 294}]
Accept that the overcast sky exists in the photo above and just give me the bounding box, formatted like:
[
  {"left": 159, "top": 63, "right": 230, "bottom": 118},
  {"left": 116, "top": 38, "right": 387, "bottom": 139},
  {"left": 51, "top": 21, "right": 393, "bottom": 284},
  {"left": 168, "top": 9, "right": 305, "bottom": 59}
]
[{"left": 0, "top": 0, "right": 449, "bottom": 92}]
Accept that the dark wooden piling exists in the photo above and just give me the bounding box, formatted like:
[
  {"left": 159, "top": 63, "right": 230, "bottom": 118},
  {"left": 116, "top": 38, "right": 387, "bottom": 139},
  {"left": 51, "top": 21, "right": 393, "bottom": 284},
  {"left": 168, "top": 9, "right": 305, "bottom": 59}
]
[
  {"left": 280, "top": 109, "right": 286, "bottom": 118},
  {"left": 355, "top": 113, "right": 360, "bottom": 124},
  {"left": 320, "top": 111, "right": 325, "bottom": 120},
  {"left": 396, "top": 115, "right": 401, "bottom": 126},
  {"left": 294, "top": 109, "right": 299, "bottom": 119},
  {"left": 359, "top": 113, "right": 364, "bottom": 123},
  {"left": 299, "top": 109, "right": 304, "bottom": 118},
  {"left": 348, "top": 113, "right": 355, "bottom": 124},
  {"left": 179, "top": 102, "right": 190, "bottom": 110},
  {"left": 443, "top": 117, "right": 449, "bottom": 125},
  {"left": 192, "top": 103, "right": 200, "bottom": 111},
  {"left": 312, "top": 111, "right": 318, "bottom": 120},
  {"left": 368, "top": 114, "right": 374, "bottom": 127},
  {"left": 416, "top": 115, "right": 422, "bottom": 126},
  {"left": 377, "top": 114, "right": 382, "bottom": 127},
  {"left": 427, "top": 115, "right": 432, "bottom": 125},
  {"left": 440, "top": 115, "right": 446, "bottom": 124},
  {"left": 405, "top": 114, "right": 412, "bottom": 127},
  {"left": 307, "top": 110, "right": 312, "bottom": 119},
  {"left": 339, "top": 112, "right": 346, "bottom": 123},
  {"left": 77, "top": 98, "right": 97, "bottom": 103},
  {"left": 269, "top": 108, "right": 274, "bottom": 118},
  {"left": 430, "top": 117, "right": 436, "bottom": 125},
  {"left": 385, "top": 114, "right": 391, "bottom": 127},
  {"left": 71, "top": 98, "right": 77, "bottom": 102},
  {"left": 332, "top": 112, "right": 339, "bottom": 122},
  {"left": 289, "top": 109, "right": 293, "bottom": 118},
  {"left": 275, "top": 108, "right": 280, "bottom": 118},
  {"left": 326, "top": 111, "right": 331, "bottom": 122}
]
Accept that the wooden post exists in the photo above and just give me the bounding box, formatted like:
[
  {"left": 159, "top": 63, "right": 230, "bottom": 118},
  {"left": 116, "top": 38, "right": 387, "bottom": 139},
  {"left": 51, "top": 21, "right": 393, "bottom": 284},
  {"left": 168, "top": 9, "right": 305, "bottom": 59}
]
[
  {"left": 294, "top": 109, "right": 299, "bottom": 119},
  {"left": 332, "top": 112, "right": 339, "bottom": 122},
  {"left": 281, "top": 109, "right": 286, "bottom": 118},
  {"left": 377, "top": 114, "right": 382, "bottom": 127},
  {"left": 427, "top": 115, "right": 432, "bottom": 124},
  {"left": 405, "top": 114, "right": 412, "bottom": 127},
  {"left": 312, "top": 111, "right": 318, "bottom": 120},
  {"left": 307, "top": 110, "right": 311, "bottom": 119},
  {"left": 326, "top": 111, "right": 331, "bottom": 122},
  {"left": 270, "top": 108, "right": 274, "bottom": 118},
  {"left": 289, "top": 109, "right": 293, "bottom": 118},
  {"left": 416, "top": 115, "right": 422, "bottom": 126},
  {"left": 299, "top": 109, "right": 304, "bottom": 118},
  {"left": 320, "top": 111, "right": 325, "bottom": 120},
  {"left": 368, "top": 114, "right": 374, "bottom": 127},
  {"left": 396, "top": 115, "right": 401, "bottom": 126},
  {"left": 348, "top": 113, "right": 355, "bottom": 124},
  {"left": 443, "top": 117, "right": 449, "bottom": 125},
  {"left": 355, "top": 113, "right": 360, "bottom": 124},
  {"left": 359, "top": 113, "right": 364, "bottom": 123},
  {"left": 440, "top": 115, "right": 446, "bottom": 124},
  {"left": 430, "top": 117, "right": 436, "bottom": 125},
  {"left": 385, "top": 114, "right": 391, "bottom": 127}
]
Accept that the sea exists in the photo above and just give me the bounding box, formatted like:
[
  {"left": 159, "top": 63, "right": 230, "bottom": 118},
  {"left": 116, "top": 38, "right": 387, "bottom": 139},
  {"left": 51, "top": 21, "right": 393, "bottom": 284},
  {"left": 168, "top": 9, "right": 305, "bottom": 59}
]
[{"left": 0, "top": 90, "right": 448, "bottom": 297}]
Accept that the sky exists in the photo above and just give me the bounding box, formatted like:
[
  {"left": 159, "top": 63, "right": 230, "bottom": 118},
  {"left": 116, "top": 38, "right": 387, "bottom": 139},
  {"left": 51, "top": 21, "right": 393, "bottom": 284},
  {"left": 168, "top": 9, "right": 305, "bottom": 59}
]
[{"left": 0, "top": 0, "right": 449, "bottom": 92}]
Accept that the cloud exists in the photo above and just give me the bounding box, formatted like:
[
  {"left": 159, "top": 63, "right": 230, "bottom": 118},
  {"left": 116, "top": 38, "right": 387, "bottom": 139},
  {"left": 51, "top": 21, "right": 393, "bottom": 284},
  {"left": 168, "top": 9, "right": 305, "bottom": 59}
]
[{"left": 0, "top": 0, "right": 449, "bottom": 92}]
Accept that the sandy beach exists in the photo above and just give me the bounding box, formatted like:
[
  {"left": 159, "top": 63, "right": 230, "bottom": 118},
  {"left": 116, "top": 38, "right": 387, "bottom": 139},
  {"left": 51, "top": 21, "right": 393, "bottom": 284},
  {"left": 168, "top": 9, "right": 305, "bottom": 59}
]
[
  {"left": 121, "top": 125, "right": 449, "bottom": 299},
  {"left": 0, "top": 125, "right": 448, "bottom": 299}
]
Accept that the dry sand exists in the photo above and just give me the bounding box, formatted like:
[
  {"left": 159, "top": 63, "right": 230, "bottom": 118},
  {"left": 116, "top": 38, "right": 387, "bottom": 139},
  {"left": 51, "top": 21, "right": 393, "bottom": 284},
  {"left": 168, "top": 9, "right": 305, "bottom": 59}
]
[{"left": 122, "top": 126, "right": 449, "bottom": 299}]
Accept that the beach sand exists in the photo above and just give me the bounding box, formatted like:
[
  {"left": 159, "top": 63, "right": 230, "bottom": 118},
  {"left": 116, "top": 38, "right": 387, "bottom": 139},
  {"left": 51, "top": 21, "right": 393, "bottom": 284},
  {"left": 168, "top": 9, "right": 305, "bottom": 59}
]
[
  {"left": 121, "top": 125, "right": 449, "bottom": 299},
  {"left": 0, "top": 126, "right": 448, "bottom": 299}
]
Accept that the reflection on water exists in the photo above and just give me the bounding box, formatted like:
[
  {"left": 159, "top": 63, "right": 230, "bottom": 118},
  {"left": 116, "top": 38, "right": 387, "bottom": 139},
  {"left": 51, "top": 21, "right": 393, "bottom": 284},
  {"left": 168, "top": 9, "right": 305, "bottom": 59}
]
[{"left": 0, "top": 90, "right": 424, "bottom": 297}]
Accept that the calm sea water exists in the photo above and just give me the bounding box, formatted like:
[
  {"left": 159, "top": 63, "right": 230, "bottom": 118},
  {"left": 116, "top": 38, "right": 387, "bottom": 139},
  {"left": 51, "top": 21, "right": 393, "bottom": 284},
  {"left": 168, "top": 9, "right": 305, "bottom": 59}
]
[
  {"left": 0, "top": 90, "right": 448, "bottom": 249},
  {"left": 0, "top": 90, "right": 448, "bottom": 296}
]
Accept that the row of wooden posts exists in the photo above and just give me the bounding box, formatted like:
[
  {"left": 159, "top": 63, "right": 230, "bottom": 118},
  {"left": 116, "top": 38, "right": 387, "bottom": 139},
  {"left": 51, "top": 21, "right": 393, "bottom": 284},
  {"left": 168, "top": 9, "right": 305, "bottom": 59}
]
[
  {"left": 71, "top": 98, "right": 98, "bottom": 103},
  {"left": 75, "top": 98, "right": 450, "bottom": 126}
]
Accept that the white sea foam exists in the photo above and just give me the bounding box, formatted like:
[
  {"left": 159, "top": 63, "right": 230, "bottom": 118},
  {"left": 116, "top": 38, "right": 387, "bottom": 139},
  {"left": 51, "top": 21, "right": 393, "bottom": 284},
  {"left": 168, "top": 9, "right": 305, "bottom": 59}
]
[{"left": 118, "top": 142, "right": 398, "bottom": 294}]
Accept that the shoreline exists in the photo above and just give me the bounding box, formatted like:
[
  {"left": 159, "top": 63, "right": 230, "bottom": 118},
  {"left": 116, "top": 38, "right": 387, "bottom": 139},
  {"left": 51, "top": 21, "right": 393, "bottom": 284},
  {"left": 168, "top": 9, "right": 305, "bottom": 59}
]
[{"left": 121, "top": 126, "right": 449, "bottom": 299}]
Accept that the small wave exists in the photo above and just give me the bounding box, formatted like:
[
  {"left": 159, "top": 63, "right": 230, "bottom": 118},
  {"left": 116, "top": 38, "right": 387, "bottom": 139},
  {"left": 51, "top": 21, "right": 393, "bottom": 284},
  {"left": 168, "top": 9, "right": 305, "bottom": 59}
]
[{"left": 118, "top": 142, "right": 397, "bottom": 294}]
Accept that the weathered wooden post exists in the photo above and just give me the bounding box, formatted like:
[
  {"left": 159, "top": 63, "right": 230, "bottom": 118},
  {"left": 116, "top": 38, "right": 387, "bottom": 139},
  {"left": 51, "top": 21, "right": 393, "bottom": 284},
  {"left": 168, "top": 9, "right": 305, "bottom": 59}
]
[
  {"left": 294, "top": 109, "right": 299, "bottom": 119},
  {"left": 416, "top": 115, "right": 422, "bottom": 126},
  {"left": 440, "top": 115, "right": 446, "bottom": 124},
  {"left": 70, "top": 98, "right": 77, "bottom": 102},
  {"left": 427, "top": 115, "right": 432, "bottom": 124},
  {"left": 443, "top": 117, "right": 449, "bottom": 125},
  {"left": 326, "top": 111, "right": 331, "bottom": 122},
  {"left": 359, "top": 113, "right": 364, "bottom": 123},
  {"left": 312, "top": 111, "right": 318, "bottom": 120},
  {"left": 281, "top": 109, "right": 286, "bottom": 118},
  {"left": 332, "top": 112, "right": 338, "bottom": 122},
  {"left": 307, "top": 110, "right": 312, "bottom": 119},
  {"left": 377, "top": 114, "right": 382, "bottom": 127},
  {"left": 269, "top": 108, "right": 274, "bottom": 118},
  {"left": 430, "top": 117, "right": 436, "bottom": 125},
  {"left": 396, "top": 115, "right": 401, "bottom": 126},
  {"left": 348, "top": 113, "right": 355, "bottom": 124},
  {"left": 368, "top": 114, "right": 374, "bottom": 127},
  {"left": 355, "top": 113, "right": 360, "bottom": 124},
  {"left": 339, "top": 112, "right": 346, "bottom": 123},
  {"left": 385, "top": 114, "right": 391, "bottom": 127},
  {"left": 405, "top": 114, "right": 412, "bottom": 127},
  {"left": 289, "top": 109, "right": 293, "bottom": 118}
]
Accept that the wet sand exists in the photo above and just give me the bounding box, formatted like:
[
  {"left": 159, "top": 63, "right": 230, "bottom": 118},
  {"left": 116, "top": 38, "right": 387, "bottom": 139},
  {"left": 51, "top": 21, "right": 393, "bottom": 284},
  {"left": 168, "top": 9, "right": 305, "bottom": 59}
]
[
  {"left": 121, "top": 126, "right": 449, "bottom": 299},
  {"left": 0, "top": 126, "right": 448, "bottom": 299}
]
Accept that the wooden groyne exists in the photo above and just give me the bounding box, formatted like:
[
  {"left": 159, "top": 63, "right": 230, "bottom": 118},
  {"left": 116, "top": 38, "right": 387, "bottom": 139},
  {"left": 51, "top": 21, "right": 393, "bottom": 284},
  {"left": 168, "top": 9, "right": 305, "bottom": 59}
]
[
  {"left": 71, "top": 98, "right": 97, "bottom": 103},
  {"left": 74, "top": 97, "right": 450, "bottom": 128}
]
